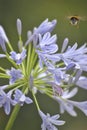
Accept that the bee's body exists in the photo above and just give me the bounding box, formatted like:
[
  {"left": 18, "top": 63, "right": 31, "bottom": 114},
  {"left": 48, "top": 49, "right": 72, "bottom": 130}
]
[
  {"left": 67, "top": 15, "right": 86, "bottom": 26},
  {"left": 69, "top": 16, "right": 79, "bottom": 25}
]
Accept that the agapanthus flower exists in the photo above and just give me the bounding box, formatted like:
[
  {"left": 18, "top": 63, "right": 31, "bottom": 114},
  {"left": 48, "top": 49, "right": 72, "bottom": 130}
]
[
  {"left": 36, "top": 52, "right": 55, "bottom": 68},
  {"left": 0, "top": 88, "right": 13, "bottom": 115},
  {"left": 10, "top": 48, "right": 26, "bottom": 65},
  {"left": 53, "top": 87, "right": 87, "bottom": 116},
  {"left": 33, "top": 18, "right": 57, "bottom": 35},
  {"left": 59, "top": 42, "right": 87, "bottom": 71},
  {"left": 48, "top": 66, "right": 68, "bottom": 85},
  {"left": 0, "top": 25, "right": 9, "bottom": 51},
  {"left": 13, "top": 89, "right": 33, "bottom": 106},
  {"left": 36, "top": 32, "right": 58, "bottom": 54},
  {"left": 6, "top": 67, "right": 23, "bottom": 84},
  {"left": 25, "top": 19, "right": 57, "bottom": 46},
  {"left": 38, "top": 110, "right": 65, "bottom": 130}
]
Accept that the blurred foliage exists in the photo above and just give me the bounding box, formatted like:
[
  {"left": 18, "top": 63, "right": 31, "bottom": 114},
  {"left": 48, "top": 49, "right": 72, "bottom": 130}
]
[{"left": 0, "top": 0, "right": 87, "bottom": 130}]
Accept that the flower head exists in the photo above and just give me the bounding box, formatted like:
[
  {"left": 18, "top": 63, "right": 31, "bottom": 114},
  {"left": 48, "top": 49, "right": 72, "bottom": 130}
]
[
  {"left": 6, "top": 67, "right": 23, "bottom": 84},
  {"left": 0, "top": 18, "right": 87, "bottom": 130},
  {"left": 38, "top": 110, "right": 65, "bottom": 130}
]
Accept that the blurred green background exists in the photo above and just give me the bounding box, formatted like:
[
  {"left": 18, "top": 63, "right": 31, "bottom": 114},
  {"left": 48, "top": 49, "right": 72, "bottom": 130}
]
[{"left": 0, "top": 0, "right": 87, "bottom": 130}]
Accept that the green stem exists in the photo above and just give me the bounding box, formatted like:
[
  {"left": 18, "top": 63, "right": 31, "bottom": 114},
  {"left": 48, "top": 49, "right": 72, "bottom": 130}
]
[
  {"left": 5, "top": 105, "right": 20, "bottom": 130},
  {"left": 32, "top": 92, "right": 40, "bottom": 111},
  {"left": 26, "top": 43, "right": 32, "bottom": 75},
  {"left": 7, "top": 42, "right": 13, "bottom": 51},
  {"left": 18, "top": 36, "right": 23, "bottom": 52},
  {"left": 0, "top": 67, "right": 6, "bottom": 72},
  {"left": 5, "top": 86, "right": 27, "bottom": 130}
]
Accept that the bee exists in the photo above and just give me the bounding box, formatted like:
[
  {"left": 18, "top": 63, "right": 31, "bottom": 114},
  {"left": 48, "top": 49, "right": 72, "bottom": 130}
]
[{"left": 67, "top": 15, "right": 86, "bottom": 26}]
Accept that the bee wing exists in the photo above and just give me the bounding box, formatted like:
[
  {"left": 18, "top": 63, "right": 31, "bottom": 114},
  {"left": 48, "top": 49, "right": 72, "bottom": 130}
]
[{"left": 79, "top": 16, "right": 87, "bottom": 21}]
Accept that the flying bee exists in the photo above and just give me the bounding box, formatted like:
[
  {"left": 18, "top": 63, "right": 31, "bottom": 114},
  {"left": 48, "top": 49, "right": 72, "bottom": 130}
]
[{"left": 67, "top": 15, "right": 86, "bottom": 26}]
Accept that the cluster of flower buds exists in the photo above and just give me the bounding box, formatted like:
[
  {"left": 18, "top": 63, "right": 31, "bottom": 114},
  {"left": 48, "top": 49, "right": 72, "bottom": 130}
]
[{"left": 0, "top": 18, "right": 87, "bottom": 130}]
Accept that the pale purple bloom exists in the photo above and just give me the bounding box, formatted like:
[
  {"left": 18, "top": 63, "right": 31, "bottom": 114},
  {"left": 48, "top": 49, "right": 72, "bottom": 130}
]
[
  {"left": 35, "top": 32, "right": 58, "bottom": 68},
  {"left": 36, "top": 32, "right": 58, "bottom": 54},
  {"left": 48, "top": 67, "right": 68, "bottom": 85},
  {"left": 33, "top": 19, "right": 57, "bottom": 35},
  {"left": 53, "top": 87, "right": 87, "bottom": 116},
  {"left": 59, "top": 43, "right": 87, "bottom": 72},
  {"left": 67, "top": 100, "right": 87, "bottom": 116},
  {"left": 6, "top": 67, "right": 23, "bottom": 84},
  {"left": 38, "top": 110, "right": 65, "bottom": 130},
  {"left": 25, "top": 19, "right": 57, "bottom": 46},
  {"left": 36, "top": 50, "right": 61, "bottom": 68},
  {"left": 0, "top": 25, "right": 9, "bottom": 51},
  {"left": 10, "top": 48, "right": 26, "bottom": 65},
  {"left": 16, "top": 18, "right": 22, "bottom": 36},
  {"left": 45, "top": 60, "right": 82, "bottom": 86},
  {"left": 13, "top": 89, "right": 33, "bottom": 106},
  {"left": 0, "top": 88, "right": 13, "bottom": 115},
  {"left": 53, "top": 88, "right": 78, "bottom": 116}
]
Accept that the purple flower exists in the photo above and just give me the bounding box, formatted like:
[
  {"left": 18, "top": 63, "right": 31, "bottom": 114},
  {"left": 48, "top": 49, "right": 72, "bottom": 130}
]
[
  {"left": 0, "top": 88, "right": 13, "bottom": 115},
  {"left": 33, "top": 19, "right": 57, "bottom": 35},
  {"left": 36, "top": 32, "right": 58, "bottom": 54},
  {"left": 48, "top": 67, "right": 68, "bottom": 85},
  {"left": 37, "top": 52, "right": 55, "bottom": 68},
  {"left": 13, "top": 89, "right": 33, "bottom": 106},
  {"left": 0, "top": 25, "right": 9, "bottom": 51},
  {"left": 10, "top": 48, "right": 26, "bottom": 65},
  {"left": 53, "top": 87, "right": 87, "bottom": 116},
  {"left": 38, "top": 110, "right": 65, "bottom": 130},
  {"left": 35, "top": 32, "right": 59, "bottom": 68},
  {"left": 60, "top": 42, "right": 87, "bottom": 72},
  {"left": 25, "top": 19, "right": 57, "bottom": 46},
  {"left": 6, "top": 67, "right": 23, "bottom": 84}
]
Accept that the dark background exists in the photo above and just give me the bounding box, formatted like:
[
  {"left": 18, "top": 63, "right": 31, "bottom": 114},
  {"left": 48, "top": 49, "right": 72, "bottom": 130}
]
[{"left": 0, "top": 0, "right": 87, "bottom": 130}]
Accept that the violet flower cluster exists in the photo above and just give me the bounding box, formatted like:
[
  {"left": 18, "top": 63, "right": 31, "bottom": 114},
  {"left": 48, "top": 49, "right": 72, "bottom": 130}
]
[{"left": 0, "top": 18, "right": 87, "bottom": 130}]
